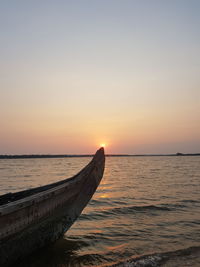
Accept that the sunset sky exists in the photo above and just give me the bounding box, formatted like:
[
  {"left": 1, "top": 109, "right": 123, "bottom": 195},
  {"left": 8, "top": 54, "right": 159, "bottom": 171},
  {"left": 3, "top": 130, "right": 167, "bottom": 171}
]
[{"left": 1, "top": 0, "right": 200, "bottom": 154}]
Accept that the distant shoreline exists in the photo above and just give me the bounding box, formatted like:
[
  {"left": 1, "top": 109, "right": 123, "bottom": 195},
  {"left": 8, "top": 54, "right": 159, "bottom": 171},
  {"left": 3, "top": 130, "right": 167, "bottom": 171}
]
[{"left": 0, "top": 153, "right": 200, "bottom": 159}]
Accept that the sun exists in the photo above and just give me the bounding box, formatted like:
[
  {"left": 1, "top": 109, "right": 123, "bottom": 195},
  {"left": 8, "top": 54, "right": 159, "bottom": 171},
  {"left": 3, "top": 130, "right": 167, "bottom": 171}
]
[{"left": 100, "top": 143, "right": 106, "bottom": 148}]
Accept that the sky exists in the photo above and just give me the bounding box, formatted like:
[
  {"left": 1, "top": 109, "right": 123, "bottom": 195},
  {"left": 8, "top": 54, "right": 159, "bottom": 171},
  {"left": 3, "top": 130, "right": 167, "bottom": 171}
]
[{"left": 0, "top": 0, "right": 200, "bottom": 154}]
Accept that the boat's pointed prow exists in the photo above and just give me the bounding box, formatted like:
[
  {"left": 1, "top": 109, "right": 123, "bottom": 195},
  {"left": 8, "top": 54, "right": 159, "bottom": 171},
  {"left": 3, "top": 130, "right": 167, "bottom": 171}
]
[
  {"left": 96, "top": 146, "right": 105, "bottom": 155},
  {"left": 94, "top": 147, "right": 105, "bottom": 159}
]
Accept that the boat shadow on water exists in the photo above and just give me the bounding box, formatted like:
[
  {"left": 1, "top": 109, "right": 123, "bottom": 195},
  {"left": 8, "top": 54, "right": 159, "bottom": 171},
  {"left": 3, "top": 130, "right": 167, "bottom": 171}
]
[{"left": 12, "top": 237, "right": 92, "bottom": 267}]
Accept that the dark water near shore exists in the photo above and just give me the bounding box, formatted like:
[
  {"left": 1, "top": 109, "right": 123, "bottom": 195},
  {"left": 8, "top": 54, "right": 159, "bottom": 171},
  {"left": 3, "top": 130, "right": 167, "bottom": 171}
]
[{"left": 0, "top": 156, "right": 200, "bottom": 266}]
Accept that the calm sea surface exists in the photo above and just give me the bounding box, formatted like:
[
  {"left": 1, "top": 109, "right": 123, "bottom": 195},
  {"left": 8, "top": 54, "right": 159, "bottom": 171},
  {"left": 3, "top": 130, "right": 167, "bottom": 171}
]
[{"left": 0, "top": 156, "right": 200, "bottom": 266}]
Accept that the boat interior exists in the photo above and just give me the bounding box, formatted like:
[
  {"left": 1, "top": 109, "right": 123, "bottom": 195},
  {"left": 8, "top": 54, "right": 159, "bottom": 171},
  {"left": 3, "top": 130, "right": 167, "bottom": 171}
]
[{"left": 0, "top": 176, "right": 75, "bottom": 206}]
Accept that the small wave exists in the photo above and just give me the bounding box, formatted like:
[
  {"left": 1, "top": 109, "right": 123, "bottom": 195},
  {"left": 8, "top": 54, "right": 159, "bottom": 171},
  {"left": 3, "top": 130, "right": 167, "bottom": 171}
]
[
  {"left": 69, "top": 253, "right": 107, "bottom": 266},
  {"left": 62, "top": 236, "right": 90, "bottom": 250},
  {"left": 180, "top": 199, "right": 200, "bottom": 204},
  {"left": 167, "top": 203, "right": 186, "bottom": 209},
  {"left": 90, "top": 199, "right": 110, "bottom": 205},
  {"left": 108, "top": 246, "right": 200, "bottom": 267},
  {"left": 80, "top": 205, "right": 171, "bottom": 221},
  {"left": 115, "top": 205, "right": 171, "bottom": 213},
  {"left": 90, "top": 199, "right": 128, "bottom": 206}
]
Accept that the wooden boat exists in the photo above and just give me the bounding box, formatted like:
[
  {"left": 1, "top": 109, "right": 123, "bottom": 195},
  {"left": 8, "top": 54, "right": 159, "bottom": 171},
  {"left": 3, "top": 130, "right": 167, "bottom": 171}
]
[{"left": 0, "top": 147, "right": 105, "bottom": 266}]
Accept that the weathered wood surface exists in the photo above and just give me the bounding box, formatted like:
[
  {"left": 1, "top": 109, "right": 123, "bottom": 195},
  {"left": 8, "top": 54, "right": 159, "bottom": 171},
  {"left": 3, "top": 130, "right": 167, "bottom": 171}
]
[{"left": 0, "top": 147, "right": 105, "bottom": 266}]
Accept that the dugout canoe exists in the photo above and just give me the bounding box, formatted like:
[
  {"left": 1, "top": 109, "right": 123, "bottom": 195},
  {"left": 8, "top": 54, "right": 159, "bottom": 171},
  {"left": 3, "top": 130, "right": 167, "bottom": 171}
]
[{"left": 0, "top": 147, "right": 105, "bottom": 266}]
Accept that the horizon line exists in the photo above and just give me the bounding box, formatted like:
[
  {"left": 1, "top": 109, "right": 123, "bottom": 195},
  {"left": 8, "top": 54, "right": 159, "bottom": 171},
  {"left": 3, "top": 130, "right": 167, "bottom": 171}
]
[{"left": 0, "top": 152, "right": 200, "bottom": 159}]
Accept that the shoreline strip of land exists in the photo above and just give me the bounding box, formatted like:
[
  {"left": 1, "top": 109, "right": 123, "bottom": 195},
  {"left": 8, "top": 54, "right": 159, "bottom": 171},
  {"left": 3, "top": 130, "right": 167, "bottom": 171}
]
[{"left": 0, "top": 153, "right": 200, "bottom": 159}]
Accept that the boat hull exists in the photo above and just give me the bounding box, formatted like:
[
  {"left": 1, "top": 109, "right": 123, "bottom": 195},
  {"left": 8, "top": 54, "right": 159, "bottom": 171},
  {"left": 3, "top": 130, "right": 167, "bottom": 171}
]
[{"left": 0, "top": 148, "right": 105, "bottom": 266}]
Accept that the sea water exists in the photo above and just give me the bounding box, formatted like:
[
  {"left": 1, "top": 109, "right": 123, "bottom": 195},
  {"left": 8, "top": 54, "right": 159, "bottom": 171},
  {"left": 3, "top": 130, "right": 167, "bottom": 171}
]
[{"left": 0, "top": 156, "right": 200, "bottom": 266}]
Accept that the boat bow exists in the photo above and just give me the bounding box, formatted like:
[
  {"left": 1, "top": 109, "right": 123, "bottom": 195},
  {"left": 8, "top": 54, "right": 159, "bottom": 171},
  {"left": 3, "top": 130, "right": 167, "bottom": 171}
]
[{"left": 0, "top": 147, "right": 105, "bottom": 266}]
